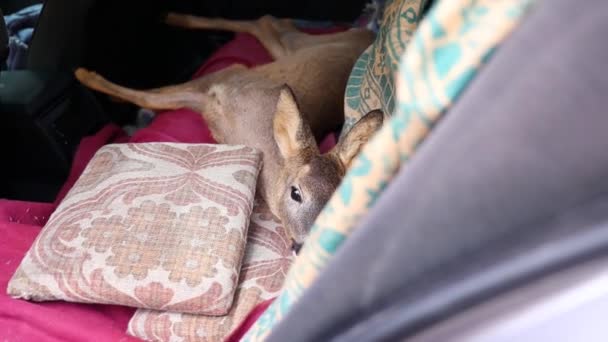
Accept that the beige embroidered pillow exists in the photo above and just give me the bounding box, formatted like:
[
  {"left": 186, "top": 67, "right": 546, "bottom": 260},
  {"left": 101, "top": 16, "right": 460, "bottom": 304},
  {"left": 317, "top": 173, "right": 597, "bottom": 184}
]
[
  {"left": 7, "top": 143, "right": 262, "bottom": 315},
  {"left": 128, "top": 199, "right": 294, "bottom": 342}
]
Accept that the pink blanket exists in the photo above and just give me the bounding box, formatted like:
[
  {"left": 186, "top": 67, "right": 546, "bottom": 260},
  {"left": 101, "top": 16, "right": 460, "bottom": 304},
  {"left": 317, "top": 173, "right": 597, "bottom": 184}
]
[{"left": 0, "top": 28, "right": 340, "bottom": 342}]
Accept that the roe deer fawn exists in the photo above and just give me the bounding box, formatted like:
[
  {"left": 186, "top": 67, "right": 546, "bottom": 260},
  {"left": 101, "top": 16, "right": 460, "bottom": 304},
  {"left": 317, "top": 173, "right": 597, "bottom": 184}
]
[{"left": 74, "top": 13, "right": 384, "bottom": 250}]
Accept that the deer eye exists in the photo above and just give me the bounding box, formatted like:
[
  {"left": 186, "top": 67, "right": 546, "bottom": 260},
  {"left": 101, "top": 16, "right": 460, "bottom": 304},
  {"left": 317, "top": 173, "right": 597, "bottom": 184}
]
[{"left": 290, "top": 186, "right": 302, "bottom": 203}]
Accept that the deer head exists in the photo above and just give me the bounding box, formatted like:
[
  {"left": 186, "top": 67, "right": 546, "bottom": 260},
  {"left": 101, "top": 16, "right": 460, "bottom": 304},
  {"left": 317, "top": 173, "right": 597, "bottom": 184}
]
[{"left": 272, "top": 85, "right": 384, "bottom": 248}]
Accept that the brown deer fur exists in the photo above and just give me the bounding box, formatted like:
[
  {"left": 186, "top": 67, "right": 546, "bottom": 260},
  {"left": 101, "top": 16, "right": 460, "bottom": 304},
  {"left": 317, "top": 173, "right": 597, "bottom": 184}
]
[{"left": 74, "top": 13, "right": 384, "bottom": 246}]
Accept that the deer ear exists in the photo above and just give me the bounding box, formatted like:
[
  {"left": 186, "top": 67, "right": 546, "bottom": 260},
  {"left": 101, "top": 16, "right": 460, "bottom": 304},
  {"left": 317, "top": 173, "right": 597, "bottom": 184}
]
[
  {"left": 273, "top": 85, "right": 317, "bottom": 159},
  {"left": 334, "top": 109, "right": 384, "bottom": 169}
]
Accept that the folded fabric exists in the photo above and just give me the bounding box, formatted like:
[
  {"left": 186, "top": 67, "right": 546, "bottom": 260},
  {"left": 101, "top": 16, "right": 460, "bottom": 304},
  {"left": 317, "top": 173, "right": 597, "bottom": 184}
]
[
  {"left": 242, "top": 0, "right": 536, "bottom": 340},
  {"left": 4, "top": 4, "right": 43, "bottom": 34},
  {"left": 8, "top": 142, "right": 262, "bottom": 315},
  {"left": 127, "top": 199, "right": 294, "bottom": 342},
  {"left": 3, "top": 4, "right": 42, "bottom": 70}
]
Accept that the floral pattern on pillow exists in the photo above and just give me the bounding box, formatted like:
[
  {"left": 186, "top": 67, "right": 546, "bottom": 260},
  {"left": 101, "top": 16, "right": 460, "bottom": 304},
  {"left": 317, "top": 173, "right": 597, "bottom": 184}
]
[
  {"left": 127, "top": 200, "right": 294, "bottom": 342},
  {"left": 7, "top": 143, "right": 262, "bottom": 315}
]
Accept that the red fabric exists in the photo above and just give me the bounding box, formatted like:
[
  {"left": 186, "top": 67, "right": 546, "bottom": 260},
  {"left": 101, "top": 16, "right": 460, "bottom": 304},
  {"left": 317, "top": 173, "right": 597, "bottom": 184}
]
[
  {"left": 0, "top": 28, "right": 342, "bottom": 342},
  {"left": 130, "top": 110, "right": 214, "bottom": 144},
  {"left": 318, "top": 132, "right": 338, "bottom": 154},
  {"left": 225, "top": 298, "right": 276, "bottom": 342},
  {"left": 193, "top": 33, "right": 273, "bottom": 77},
  {"left": 0, "top": 200, "right": 54, "bottom": 226}
]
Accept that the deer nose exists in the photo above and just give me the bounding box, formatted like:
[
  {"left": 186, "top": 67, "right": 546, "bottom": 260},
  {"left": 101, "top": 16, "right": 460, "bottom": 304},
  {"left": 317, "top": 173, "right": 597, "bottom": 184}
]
[{"left": 291, "top": 240, "right": 303, "bottom": 254}]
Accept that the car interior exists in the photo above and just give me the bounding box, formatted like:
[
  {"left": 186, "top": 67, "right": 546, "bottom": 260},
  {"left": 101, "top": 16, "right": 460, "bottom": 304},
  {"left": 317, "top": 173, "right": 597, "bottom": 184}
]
[{"left": 2, "top": 0, "right": 608, "bottom": 341}]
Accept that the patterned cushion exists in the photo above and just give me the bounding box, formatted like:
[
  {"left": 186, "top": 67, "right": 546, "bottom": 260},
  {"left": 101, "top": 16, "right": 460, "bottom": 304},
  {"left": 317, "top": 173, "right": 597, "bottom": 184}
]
[
  {"left": 7, "top": 143, "right": 262, "bottom": 315},
  {"left": 127, "top": 200, "right": 293, "bottom": 342},
  {"left": 342, "top": 0, "right": 427, "bottom": 138}
]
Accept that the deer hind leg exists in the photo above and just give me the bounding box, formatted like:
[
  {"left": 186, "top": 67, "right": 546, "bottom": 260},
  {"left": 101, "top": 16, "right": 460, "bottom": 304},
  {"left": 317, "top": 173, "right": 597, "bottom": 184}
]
[
  {"left": 166, "top": 13, "right": 374, "bottom": 59},
  {"left": 166, "top": 13, "right": 301, "bottom": 59},
  {"left": 281, "top": 27, "right": 374, "bottom": 50},
  {"left": 75, "top": 68, "right": 206, "bottom": 111}
]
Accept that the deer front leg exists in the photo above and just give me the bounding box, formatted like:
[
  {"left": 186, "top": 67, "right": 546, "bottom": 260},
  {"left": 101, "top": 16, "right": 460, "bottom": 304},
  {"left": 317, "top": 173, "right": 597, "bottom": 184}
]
[{"left": 74, "top": 66, "right": 247, "bottom": 143}]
